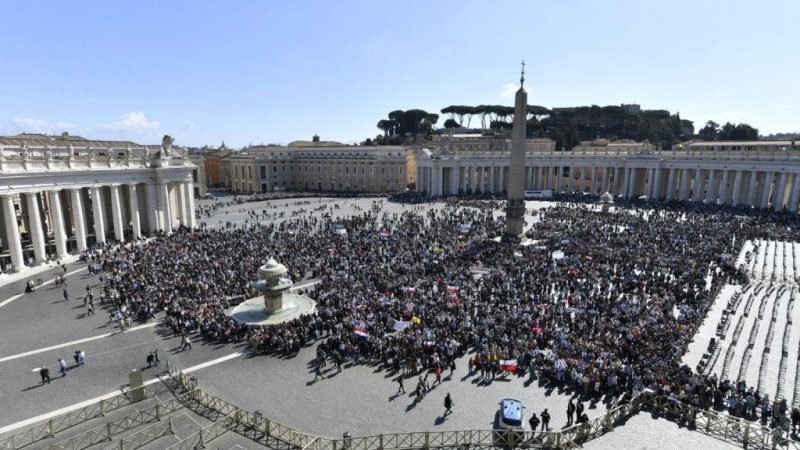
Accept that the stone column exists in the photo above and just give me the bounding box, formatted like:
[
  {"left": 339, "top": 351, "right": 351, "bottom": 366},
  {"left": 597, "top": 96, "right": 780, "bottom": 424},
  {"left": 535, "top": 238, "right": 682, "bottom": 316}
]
[
  {"left": 705, "top": 170, "right": 716, "bottom": 204},
  {"left": 650, "top": 168, "right": 662, "bottom": 199},
  {"left": 499, "top": 166, "right": 506, "bottom": 193},
  {"left": 1, "top": 194, "right": 25, "bottom": 271},
  {"left": 554, "top": 166, "right": 561, "bottom": 193},
  {"left": 745, "top": 171, "right": 758, "bottom": 208},
  {"left": 788, "top": 173, "right": 800, "bottom": 213},
  {"left": 775, "top": 172, "right": 789, "bottom": 211},
  {"left": 601, "top": 167, "right": 609, "bottom": 194},
  {"left": 567, "top": 166, "right": 575, "bottom": 194},
  {"left": 666, "top": 168, "right": 676, "bottom": 201},
  {"left": 90, "top": 187, "right": 106, "bottom": 244},
  {"left": 48, "top": 190, "right": 68, "bottom": 258},
  {"left": 25, "top": 193, "right": 46, "bottom": 264},
  {"left": 678, "top": 169, "right": 690, "bottom": 201},
  {"left": 731, "top": 170, "right": 744, "bottom": 206},
  {"left": 69, "top": 189, "right": 87, "bottom": 251},
  {"left": 614, "top": 167, "right": 624, "bottom": 195},
  {"left": 590, "top": 167, "right": 598, "bottom": 194},
  {"left": 128, "top": 184, "right": 142, "bottom": 238},
  {"left": 622, "top": 168, "right": 631, "bottom": 198},
  {"left": 109, "top": 185, "right": 124, "bottom": 241},
  {"left": 645, "top": 168, "right": 655, "bottom": 199},
  {"left": 488, "top": 166, "right": 495, "bottom": 193},
  {"left": 158, "top": 182, "right": 173, "bottom": 233},
  {"left": 692, "top": 169, "right": 704, "bottom": 202},
  {"left": 184, "top": 181, "right": 197, "bottom": 229},
  {"left": 631, "top": 168, "right": 641, "bottom": 198},
  {"left": 536, "top": 166, "right": 543, "bottom": 190},
  {"left": 144, "top": 182, "right": 159, "bottom": 232},
  {"left": 525, "top": 167, "right": 531, "bottom": 190},
  {"left": 759, "top": 172, "right": 773, "bottom": 209},
  {"left": 719, "top": 170, "right": 730, "bottom": 206}
]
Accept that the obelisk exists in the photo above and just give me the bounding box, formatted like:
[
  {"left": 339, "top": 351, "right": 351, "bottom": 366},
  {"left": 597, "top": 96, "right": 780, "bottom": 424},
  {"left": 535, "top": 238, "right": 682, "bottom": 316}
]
[{"left": 504, "top": 61, "right": 527, "bottom": 239}]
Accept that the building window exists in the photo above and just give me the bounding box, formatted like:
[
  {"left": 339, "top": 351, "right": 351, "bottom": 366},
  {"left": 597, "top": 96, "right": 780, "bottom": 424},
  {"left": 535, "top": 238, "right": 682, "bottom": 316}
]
[{"left": 260, "top": 166, "right": 266, "bottom": 179}]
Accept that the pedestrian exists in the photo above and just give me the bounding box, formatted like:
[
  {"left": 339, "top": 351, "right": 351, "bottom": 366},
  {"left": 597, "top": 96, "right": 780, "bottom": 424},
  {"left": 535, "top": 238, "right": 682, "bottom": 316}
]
[
  {"left": 147, "top": 352, "right": 155, "bottom": 368},
  {"left": 58, "top": 358, "right": 67, "bottom": 376},
  {"left": 39, "top": 366, "right": 51, "bottom": 384},
  {"left": 63, "top": 288, "right": 69, "bottom": 302},
  {"left": 567, "top": 398, "right": 576, "bottom": 426},
  {"left": 314, "top": 364, "right": 324, "bottom": 381},
  {"left": 434, "top": 366, "right": 442, "bottom": 385},
  {"left": 444, "top": 393, "right": 453, "bottom": 416},
  {"left": 576, "top": 401, "right": 585, "bottom": 419},
  {"left": 396, "top": 375, "right": 405, "bottom": 394},
  {"left": 87, "top": 299, "right": 95, "bottom": 316},
  {"left": 78, "top": 350, "right": 86, "bottom": 365},
  {"left": 529, "top": 413, "right": 540, "bottom": 432},
  {"left": 181, "top": 334, "right": 192, "bottom": 350},
  {"left": 541, "top": 409, "right": 550, "bottom": 431},
  {"left": 153, "top": 349, "right": 161, "bottom": 367}
]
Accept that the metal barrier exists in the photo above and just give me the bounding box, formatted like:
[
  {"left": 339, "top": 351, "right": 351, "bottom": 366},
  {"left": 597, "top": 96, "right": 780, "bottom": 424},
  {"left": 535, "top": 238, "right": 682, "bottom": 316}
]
[
  {"left": 0, "top": 381, "right": 171, "bottom": 450},
  {"left": 648, "top": 395, "right": 800, "bottom": 450},
  {"left": 10, "top": 361, "right": 798, "bottom": 450},
  {"left": 47, "top": 392, "right": 192, "bottom": 450},
  {"left": 102, "top": 418, "right": 175, "bottom": 450}
]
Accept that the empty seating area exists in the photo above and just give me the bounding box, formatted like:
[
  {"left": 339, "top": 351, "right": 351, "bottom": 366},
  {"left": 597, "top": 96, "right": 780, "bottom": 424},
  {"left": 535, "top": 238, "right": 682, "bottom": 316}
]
[{"left": 694, "top": 240, "right": 800, "bottom": 408}]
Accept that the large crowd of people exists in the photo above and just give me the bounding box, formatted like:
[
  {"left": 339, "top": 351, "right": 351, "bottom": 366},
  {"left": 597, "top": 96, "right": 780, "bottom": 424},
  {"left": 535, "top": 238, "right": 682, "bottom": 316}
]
[{"left": 82, "top": 195, "right": 800, "bottom": 435}]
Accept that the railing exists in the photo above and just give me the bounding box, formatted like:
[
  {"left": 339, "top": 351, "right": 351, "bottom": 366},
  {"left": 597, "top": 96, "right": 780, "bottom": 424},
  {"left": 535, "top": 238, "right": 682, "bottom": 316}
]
[
  {"left": 648, "top": 395, "right": 800, "bottom": 450},
  {"left": 47, "top": 393, "right": 191, "bottom": 450},
  {"left": 167, "top": 413, "right": 234, "bottom": 450},
  {"left": 0, "top": 379, "right": 171, "bottom": 450},
  {"left": 106, "top": 418, "right": 175, "bottom": 450},
  {"left": 166, "top": 360, "right": 800, "bottom": 450}
]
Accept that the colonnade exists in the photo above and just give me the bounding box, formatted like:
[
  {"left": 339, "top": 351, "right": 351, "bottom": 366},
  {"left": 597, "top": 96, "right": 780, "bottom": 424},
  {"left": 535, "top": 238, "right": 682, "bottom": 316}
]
[
  {"left": 0, "top": 180, "right": 196, "bottom": 272},
  {"left": 416, "top": 160, "right": 800, "bottom": 213}
]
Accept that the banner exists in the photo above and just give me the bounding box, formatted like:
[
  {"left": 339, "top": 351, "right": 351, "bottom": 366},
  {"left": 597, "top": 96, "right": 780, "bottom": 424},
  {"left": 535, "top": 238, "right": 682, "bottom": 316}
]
[{"left": 499, "top": 360, "right": 518, "bottom": 372}]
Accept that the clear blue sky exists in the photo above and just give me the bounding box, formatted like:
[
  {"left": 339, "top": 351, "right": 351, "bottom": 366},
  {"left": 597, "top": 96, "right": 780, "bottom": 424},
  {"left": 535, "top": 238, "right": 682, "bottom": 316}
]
[{"left": 1, "top": 0, "right": 797, "bottom": 147}]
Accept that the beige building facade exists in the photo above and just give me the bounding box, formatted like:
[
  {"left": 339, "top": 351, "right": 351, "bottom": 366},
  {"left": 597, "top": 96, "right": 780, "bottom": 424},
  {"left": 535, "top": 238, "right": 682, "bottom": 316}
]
[
  {"left": 228, "top": 144, "right": 407, "bottom": 194},
  {"left": 416, "top": 139, "right": 800, "bottom": 215}
]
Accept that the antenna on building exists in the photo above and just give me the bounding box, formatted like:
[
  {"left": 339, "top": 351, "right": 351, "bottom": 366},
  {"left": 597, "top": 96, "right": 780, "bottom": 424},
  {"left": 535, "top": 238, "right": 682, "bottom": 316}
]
[{"left": 520, "top": 60, "right": 525, "bottom": 87}]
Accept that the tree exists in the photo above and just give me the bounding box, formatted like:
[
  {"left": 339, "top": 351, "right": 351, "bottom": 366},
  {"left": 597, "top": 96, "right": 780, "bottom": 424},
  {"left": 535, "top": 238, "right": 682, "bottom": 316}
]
[
  {"left": 376, "top": 119, "right": 394, "bottom": 137},
  {"left": 698, "top": 121, "right": 720, "bottom": 140},
  {"left": 718, "top": 122, "right": 758, "bottom": 140},
  {"left": 444, "top": 119, "right": 460, "bottom": 128}
]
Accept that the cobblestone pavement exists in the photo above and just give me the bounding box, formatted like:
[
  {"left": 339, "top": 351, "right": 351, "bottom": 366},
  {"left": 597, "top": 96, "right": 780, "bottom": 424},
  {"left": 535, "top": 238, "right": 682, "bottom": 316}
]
[{"left": 0, "top": 196, "right": 731, "bottom": 448}]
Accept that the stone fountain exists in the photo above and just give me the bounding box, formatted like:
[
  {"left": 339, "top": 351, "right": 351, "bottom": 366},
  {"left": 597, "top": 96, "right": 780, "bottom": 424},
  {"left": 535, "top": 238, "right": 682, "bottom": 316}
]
[{"left": 226, "top": 258, "right": 315, "bottom": 326}]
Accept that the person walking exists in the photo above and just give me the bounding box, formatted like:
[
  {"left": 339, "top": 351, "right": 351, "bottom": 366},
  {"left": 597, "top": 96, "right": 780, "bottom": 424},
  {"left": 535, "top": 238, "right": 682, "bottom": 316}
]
[
  {"left": 181, "top": 334, "right": 192, "bottom": 350},
  {"left": 58, "top": 358, "right": 67, "bottom": 376},
  {"left": 444, "top": 393, "right": 453, "bottom": 416},
  {"left": 540, "top": 409, "right": 551, "bottom": 431},
  {"left": 63, "top": 287, "right": 69, "bottom": 302},
  {"left": 396, "top": 375, "right": 405, "bottom": 394},
  {"left": 314, "top": 364, "right": 324, "bottom": 381},
  {"left": 147, "top": 352, "right": 155, "bottom": 368},
  {"left": 153, "top": 349, "right": 161, "bottom": 367},
  {"left": 39, "top": 366, "right": 51, "bottom": 385},
  {"left": 567, "top": 398, "right": 576, "bottom": 426}
]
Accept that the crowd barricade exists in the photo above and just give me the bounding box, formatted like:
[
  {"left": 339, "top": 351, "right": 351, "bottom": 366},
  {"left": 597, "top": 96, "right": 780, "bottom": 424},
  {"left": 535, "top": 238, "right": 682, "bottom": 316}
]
[
  {"left": 8, "top": 361, "right": 800, "bottom": 450},
  {"left": 0, "top": 381, "right": 170, "bottom": 450}
]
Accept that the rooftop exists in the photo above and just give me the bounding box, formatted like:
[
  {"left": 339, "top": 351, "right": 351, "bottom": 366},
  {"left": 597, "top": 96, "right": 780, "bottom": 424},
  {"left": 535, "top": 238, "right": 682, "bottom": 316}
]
[{"left": 0, "top": 133, "right": 147, "bottom": 148}]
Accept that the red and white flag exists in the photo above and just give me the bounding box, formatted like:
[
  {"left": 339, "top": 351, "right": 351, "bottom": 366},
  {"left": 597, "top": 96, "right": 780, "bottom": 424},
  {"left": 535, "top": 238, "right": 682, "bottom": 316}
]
[{"left": 499, "top": 360, "right": 518, "bottom": 372}]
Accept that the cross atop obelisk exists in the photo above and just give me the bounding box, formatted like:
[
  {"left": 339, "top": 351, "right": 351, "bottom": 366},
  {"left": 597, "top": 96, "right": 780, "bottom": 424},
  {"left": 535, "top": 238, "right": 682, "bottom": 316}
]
[{"left": 504, "top": 61, "right": 528, "bottom": 240}]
